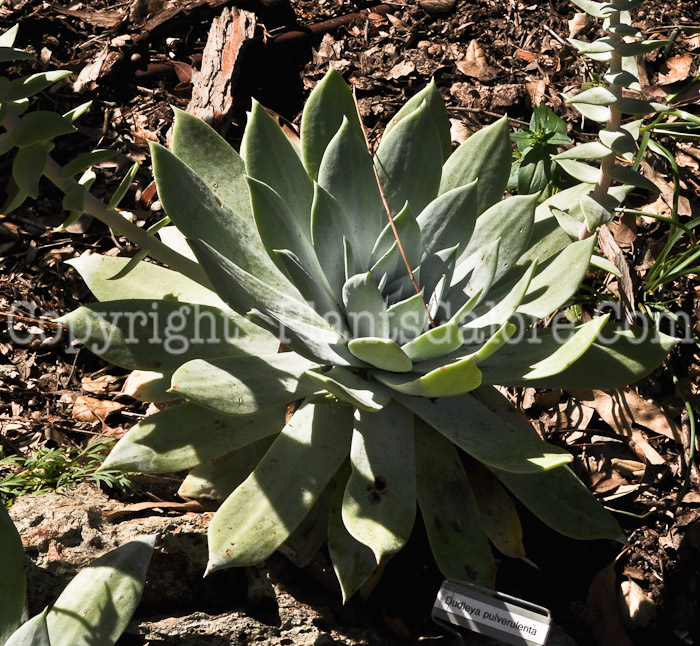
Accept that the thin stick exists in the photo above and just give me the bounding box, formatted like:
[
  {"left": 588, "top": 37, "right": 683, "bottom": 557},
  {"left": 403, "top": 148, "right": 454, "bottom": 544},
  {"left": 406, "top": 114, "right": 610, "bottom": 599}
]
[{"left": 352, "top": 89, "right": 436, "bottom": 328}]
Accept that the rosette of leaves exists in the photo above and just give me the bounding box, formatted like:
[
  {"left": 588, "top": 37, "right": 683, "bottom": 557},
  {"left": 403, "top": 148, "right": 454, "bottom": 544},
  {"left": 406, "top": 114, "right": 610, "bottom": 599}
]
[
  {"left": 508, "top": 103, "right": 572, "bottom": 199},
  {"left": 60, "top": 68, "right": 676, "bottom": 599},
  {"left": 554, "top": 0, "right": 669, "bottom": 238},
  {"left": 0, "top": 503, "right": 153, "bottom": 646}
]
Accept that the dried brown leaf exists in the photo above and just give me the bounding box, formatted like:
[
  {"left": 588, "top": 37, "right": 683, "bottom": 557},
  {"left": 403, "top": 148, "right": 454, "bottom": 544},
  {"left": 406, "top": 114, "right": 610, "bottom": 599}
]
[
  {"left": 72, "top": 395, "right": 124, "bottom": 423},
  {"left": 456, "top": 40, "right": 497, "bottom": 82},
  {"left": 619, "top": 580, "right": 656, "bottom": 629},
  {"left": 657, "top": 53, "right": 694, "bottom": 86},
  {"left": 568, "top": 12, "right": 591, "bottom": 38}
]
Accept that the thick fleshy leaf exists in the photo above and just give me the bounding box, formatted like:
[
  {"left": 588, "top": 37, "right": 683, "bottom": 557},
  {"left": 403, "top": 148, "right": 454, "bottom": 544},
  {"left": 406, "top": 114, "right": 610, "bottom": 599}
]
[
  {"left": 57, "top": 300, "right": 260, "bottom": 371},
  {"left": 248, "top": 307, "right": 359, "bottom": 366},
  {"left": 242, "top": 100, "right": 314, "bottom": 240},
  {"left": 2, "top": 70, "right": 71, "bottom": 102},
  {"left": 328, "top": 466, "right": 378, "bottom": 602},
  {"left": 171, "top": 107, "right": 251, "bottom": 219},
  {"left": 375, "top": 101, "right": 443, "bottom": 216},
  {"left": 397, "top": 393, "right": 572, "bottom": 473},
  {"left": 46, "top": 536, "right": 155, "bottom": 646},
  {"left": 495, "top": 466, "right": 622, "bottom": 540},
  {"left": 275, "top": 250, "right": 346, "bottom": 329},
  {"left": 553, "top": 141, "right": 612, "bottom": 160},
  {"left": 415, "top": 421, "right": 495, "bottom": 585},
  {"left": 343, "top": 272, "right": 390, "bottom": 339},
  {"left": 301, "top": 67, "right": 364, "bottom": 181},
  {"left": 567, "top": 86, "right": 617, "bottom": 106},
  {"left": 608, "top": 163, "right": 659, "bottom": 193},
  {"left": 171, "top": 353, "right": 319, "bottom": 415},
  {"left": 65, "top": 254, "right": 230, "bottom": 309},
  {"left": 151, "top": 142, "right": 296, "bottom": 298},
  {"left": 523, "top": 315, "right": 610, "bottom": 379},
  {"left": 467, "top": 459, "right": 525, "bottom": 559},
  {"left": 206, "top": 400, "right": 353, "bottom": 573},
  {"left": 178, "top": 437, "right": 275, "bottom": 500},
  {"left": 305, "top": 366, "right": 392, "bottom": 412},
  {"left": 189, "top": 238, "right": 335, "bottom": 333},
  {"left": 342, "top": 403, "right": 416, "bottom": 563},
  {"left": 348, "top": 337, "right": 413, "bottom": 372},
  {"left": 369, "top": 202, "right": 422, "bottom": 282},
  {"left": 376, "top": 355, "right": 482, "bottom": 397},
  {"left": 311, "top": 183, "right": 355, "bottom": 302},
  {"left": 100, "top": 403, "right": 285, "bottom": 472},
  {"left": 5, "top": 611, "right": 51, "bottom": 646},
  {"left": 569, "top": 0, "right": 607, "bottom": 17},
  {"left": 517, "top": 236, "right": 597, "bottom": 319},
  {"left": 282, "top": 478, "right": 336, "bottom": 568},
  {"left": 158, "top": 226, "right": 197, "bottom": 261},
  {"left": 555, "top": 158, "right": 600, "bottom": 184},
  {"left": 384, "top": 79, "right": 451, "bottom": 161},
  {"left": 484, "top": 324, "right": 678, "bottom": 389},
  {"left": 580, "top": 194, "right": 614, "bottom": 230},
  {"left": 12, "top": 141, "right": 52, "bottom": 198},
  {"left": 0, "top": 503, "right": 25, "bottom": 645},
  {"left": 460, "top": 194, "right": 537, "bottom": 282},
  {"left": 416, "top": 180, "right": 479, "bottom": 259},
  {"left": 401, "top": 321, "right": 463, "bottom": 362},
  {"left": 13, "top": 111, "right": 74, "bottom": 147},
  {"left": 318, "top": 117, "right": 384, "bottom": 269},
  {"left": 465, "top": 261, "right": 537, "bottom": 329},
  {"left": 387, "top": 292, "right": 427, "bottom": 344},
  {"left": 439, "top": 116, "right": 511, "bottom": 215}
]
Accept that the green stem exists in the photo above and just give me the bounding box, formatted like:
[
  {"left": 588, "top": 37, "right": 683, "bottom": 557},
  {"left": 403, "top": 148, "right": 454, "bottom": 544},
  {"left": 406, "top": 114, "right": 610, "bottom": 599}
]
[{"left": 2, "top": 109, "right": 211, "bottom": 288}]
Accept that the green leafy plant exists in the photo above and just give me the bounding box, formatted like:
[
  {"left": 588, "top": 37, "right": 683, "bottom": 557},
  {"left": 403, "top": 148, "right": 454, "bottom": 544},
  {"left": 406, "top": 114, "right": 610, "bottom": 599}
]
[
  {"left": 0, "top": 440, "right": 133, "bottom": 507},
  {"left": 508, "top": 102, "right": 572, "bottom": 199},
  {"left": 552, "top": 0, "right": 670, "bottom": 239},
  {"left": 53, "top": 66, "right": 678, "bottom": 599},
  {"left": 0, "top": 501, "right": 153, "bottom": 646}
]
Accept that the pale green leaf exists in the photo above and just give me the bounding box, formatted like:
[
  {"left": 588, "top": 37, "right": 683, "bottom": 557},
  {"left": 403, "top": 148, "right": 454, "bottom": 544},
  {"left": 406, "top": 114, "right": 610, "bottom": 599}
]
[
  {"left": 343, "top": 272, "right": 390, "bottom": 339},
  {"left": 242, "top": 100, "right": 314, "bottom": 240},
  {"left": 101, "top": 403, "right": 285, "bottom": 473},
  {"left": 401, "top": 321, "right": 463, "bottom": 361},
  {"left": 2, "top": 70, "right": 71, "bottom": 102},
  {"left": 416, "top": 180, "right": 479, "bottom": 258},
  {"left": 495, "top": 466, "right": 622, "bottom": 540},
  {"left": 348, "top": 337, "right": 413, "bottom": 372},
  {"left": 328, "top": 466, "right": 378, "bottom": 602},
  {"left": 415, "top": 421, "right": 495, "bottom": 585},
  {"left": 13, "top": 111, "right": 75, "bottom": 146},
  {"left": 375, "top": 101, "right": 443, "bottom": 215},
  {"left": 318, "top": 117, "right": 384, "bottom": 269},
  {"left": 553, "top": 141, "right": 612, "bottom": 160},
  {"left": 301, "top": 67, "right": 364, "bottom": 181},
  {"left": 397, "top": 393, "right": 572, "bottom": 473},
  {"left": 517, "top": 235, "right": 596, "bottom": 319},
  {"left": 567, "top": 86, "right": 617, "bottom": 106},
  {"left": 171, "top": 353, "right": 319, "bottom": 415},
  {"left": 57, "top": 300, "right": 261, "bottom": 371},
  {"left": 178, "top": 437, "right": 275, "bottom": 500},
  {"left": 46, "top": 536, "right": 155, "bottom": 646},
  {"left": 0, "top": 503, "right": 25, "bottom": 645},
  {"left": 439, "top": 116, "right": 511, "bottom": 215},
  {"left": 608, "top": 163, "right": 659, "bottom": 193},
  {"left": 5, "top": 611, "right": 51, "bottom": 646},
  {"left": 171, "top": 107, "right": 251, "bottom": 219},
  {"left": 12, "top": 140, "right": 52, "bottom": 198},
  {"left": 206, "top": 400, "right": 353, "bottom": 572},
  {"left": 342, "top": 402, "right": 416, "bottom": 563},
  {"left": 384, "top": 79, "right": 451, "bottom": 161},
  {"left": 305, "top": 366, "right": 392, "bottom": 412}
]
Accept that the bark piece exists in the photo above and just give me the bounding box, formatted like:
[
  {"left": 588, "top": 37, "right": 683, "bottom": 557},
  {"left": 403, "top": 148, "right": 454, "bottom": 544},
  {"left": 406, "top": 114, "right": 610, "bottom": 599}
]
[{"left": 185, "top": 7, "right": 257, "bottom": 136}]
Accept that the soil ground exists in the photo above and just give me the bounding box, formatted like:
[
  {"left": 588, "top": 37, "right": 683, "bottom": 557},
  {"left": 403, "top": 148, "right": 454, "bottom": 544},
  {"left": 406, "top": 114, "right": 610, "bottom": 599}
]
[{"left": 1, "top": 0, "right": 699, "bottom": 644}]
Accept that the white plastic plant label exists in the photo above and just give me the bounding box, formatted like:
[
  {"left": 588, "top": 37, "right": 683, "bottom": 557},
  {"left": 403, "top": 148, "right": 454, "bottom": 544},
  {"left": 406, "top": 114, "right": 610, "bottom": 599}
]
[{"left": 432, "top": 579, "right": 552, "bottom": 646}]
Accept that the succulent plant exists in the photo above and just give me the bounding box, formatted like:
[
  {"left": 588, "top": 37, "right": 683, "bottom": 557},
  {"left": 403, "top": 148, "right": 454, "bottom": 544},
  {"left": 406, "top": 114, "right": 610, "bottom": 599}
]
[
  {"left": 0, "top": 502, "right": 153, "bottom": 646},
  {"left": 58, "top": 66, "right": 677, "bottom": 598},
  {"left": 554, "top": 0, "right": 669, "bottom": 239}
]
